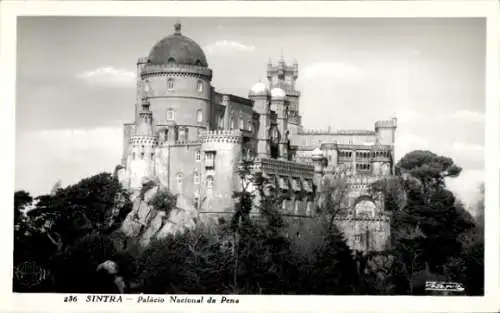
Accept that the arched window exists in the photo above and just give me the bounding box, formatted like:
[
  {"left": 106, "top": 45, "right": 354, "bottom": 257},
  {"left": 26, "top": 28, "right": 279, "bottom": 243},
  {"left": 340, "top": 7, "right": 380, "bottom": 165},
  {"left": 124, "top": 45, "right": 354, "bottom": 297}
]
[
  {"left": 168, "top": 58, "right": 176, "bottom": 65},
  {"left": 167, "top": 78, "right": 175, "bottom": 90},
  {"left": 176, "top": 173, "right": 183, "bottom": 193},
  {"left": 248, "top": 121, "right": 253, "bottom": 132},
  {"left": 193, "top": 172, "right": 200, "bottom": 184},
  {"left": 167, "top": 109, "right": 175, "bottom": 121},
  {"left": 195, "top": 150, "right": 201, "bottom": 161},
  {"left": 196, "top": 109, "right": 203, "bottom": 122},
  {"left": 206, "top": 176, "right": 214, "bottom": 189},
  {"left": 197, "top": 80, "right": 203, "bottom": 92},
  {"left": 239, "top": 118, "right": 244, "bottom": 130},
  {"left": 140, "top": 152, "right": 144, "bottom": 160}
]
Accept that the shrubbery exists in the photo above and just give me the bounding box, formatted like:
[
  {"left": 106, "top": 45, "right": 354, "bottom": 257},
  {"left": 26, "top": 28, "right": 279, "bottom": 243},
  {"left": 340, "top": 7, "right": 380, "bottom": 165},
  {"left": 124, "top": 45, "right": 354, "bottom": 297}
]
[{"left": 13, "top": 150, "right": 484, "bottom": 295}]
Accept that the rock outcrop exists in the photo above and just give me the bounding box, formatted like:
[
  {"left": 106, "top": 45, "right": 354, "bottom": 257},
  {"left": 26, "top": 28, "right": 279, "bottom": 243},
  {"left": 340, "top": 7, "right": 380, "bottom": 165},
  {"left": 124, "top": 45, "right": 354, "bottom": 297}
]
[{"left": 120, "top": 185, "right": 198, "bottom": 247}]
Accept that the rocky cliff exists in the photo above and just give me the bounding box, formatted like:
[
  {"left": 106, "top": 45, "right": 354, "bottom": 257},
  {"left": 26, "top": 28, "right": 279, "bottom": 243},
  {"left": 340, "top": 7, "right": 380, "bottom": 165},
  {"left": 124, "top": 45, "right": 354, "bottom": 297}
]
[{"left": 120, "top": 185, "right": 198, "bottom": 247}]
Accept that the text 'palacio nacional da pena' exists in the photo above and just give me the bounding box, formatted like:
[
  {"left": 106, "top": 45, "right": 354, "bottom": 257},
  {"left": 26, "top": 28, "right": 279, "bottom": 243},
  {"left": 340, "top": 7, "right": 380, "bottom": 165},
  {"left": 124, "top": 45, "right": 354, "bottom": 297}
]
[{"left": 117, "top": 23, "right": 397, "bottom": 252}]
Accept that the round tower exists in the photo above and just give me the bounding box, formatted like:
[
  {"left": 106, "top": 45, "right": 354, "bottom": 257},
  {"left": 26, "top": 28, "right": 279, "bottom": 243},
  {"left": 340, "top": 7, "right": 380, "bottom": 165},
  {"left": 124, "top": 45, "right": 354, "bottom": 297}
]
[
  {"left": 127, "top": 98, "right": 158, "bottom": 190},
  {"left": 140, "top": 22, "right": 213, "bottom": 142},
  {"left": 249, "top": 81, "right": 270, "bottom": 158}
]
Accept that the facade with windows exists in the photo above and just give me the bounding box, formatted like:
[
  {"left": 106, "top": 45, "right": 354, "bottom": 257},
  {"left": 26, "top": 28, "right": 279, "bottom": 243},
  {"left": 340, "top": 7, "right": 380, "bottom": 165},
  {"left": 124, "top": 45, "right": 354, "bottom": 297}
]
[{"left": 118, "top": 23, "right": 396, "bottom": 252}]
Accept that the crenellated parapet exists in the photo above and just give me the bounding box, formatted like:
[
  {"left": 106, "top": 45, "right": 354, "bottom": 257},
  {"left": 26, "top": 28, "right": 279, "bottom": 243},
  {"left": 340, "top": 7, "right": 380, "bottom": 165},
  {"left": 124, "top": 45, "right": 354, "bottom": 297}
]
[
  {"left": 171, "top": 140, "right": 202, "bottom": 146},
  {"left": 129, "top": 135, "right": 158, "bottom": 146},
  {"left": 141, "top": 64, "right": 213, "bottom": 80},
  {"left": 300, "top": 128, "right": 376, "bottom": 135},
  {"left": 375, "top": 118, "right": 397, "bottom": 130},
  {"left": 199, "top": 129, "right": 244, "bottom": 144},
  {"left": 334, "top": 215, "right": 391, "bottom": 223}
]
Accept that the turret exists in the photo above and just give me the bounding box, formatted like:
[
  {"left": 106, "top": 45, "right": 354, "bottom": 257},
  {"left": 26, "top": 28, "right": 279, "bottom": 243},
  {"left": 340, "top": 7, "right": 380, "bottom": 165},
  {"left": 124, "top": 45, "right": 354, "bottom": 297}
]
[
  {"left": 375, "top": 117, "right": 397, "bottom": 174},
  {"left": 375, "top": 117, "right": 397, "bottom": 146},
  {"left": 127, "top": 98, "right": 158, "bottom": 190},
  {"left": 249, "top": 81, "right": 270, "bottom": 158}
]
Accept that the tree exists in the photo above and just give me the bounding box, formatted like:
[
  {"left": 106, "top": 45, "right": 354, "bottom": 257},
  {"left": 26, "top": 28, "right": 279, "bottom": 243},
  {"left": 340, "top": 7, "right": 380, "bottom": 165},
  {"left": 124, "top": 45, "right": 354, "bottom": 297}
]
[
  {"left": 395, "top": 150, "right": 461, "bottom": 201},
  {"left": 316, "top": 171, "right": 350, "bottom": 231}
]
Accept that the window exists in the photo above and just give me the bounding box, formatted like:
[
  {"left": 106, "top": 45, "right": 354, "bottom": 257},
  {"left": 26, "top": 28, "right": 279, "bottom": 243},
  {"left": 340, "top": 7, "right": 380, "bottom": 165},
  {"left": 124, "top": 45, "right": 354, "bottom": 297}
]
[
  {"left": 193, "top": 172, "right": 200, "bottom": 184},
  {"left": 178, "top": 128, "right": 185, "bottom": 140},
  {"left": 217, "top": 115, "right": 224, "bottom": 129},
  {"left": 167, "top": 109, "right": 175, "bottom": 121},
  {"left": 167, "top": 78, "right": 175, "bottom": 90},
  {"left": 140, "top": 152, "right": 144, "bottom": 160},
  {"left": 195, "top": 150, "right": 201, "bottom": 161},
  {"left": 196, "top": 109, "right": 203, "bottom": 122},
  {"left": 197, "top": 80, "right": 203, "bottom": 92},
  {"left": 230, "top": 116, "right": 235, "bottom": 129},
  {"left": 205, "top": 151, "right": 215, "bottom": 161},
  {"left": 151, "top": 153, "right": 155, "bottom": 160},
  {"left": 239, "top": 118, "right": 244, "bottom": 130},
  {"left": 168, "top": 58, "right": 176, "bottom": 65},
  {"left": 354, "top": 234, "right": 361, "bottom": 243},
  {"left": 248, "top": 121, "right": 253, "bottom": 132},
  {"left": 206, "top": 176, "right": 214, "bottom": 189}
]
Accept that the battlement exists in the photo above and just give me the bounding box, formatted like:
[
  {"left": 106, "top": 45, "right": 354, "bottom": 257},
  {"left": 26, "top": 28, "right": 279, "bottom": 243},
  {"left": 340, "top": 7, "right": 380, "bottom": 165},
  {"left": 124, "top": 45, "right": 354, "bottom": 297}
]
[
  {"left": 141, "top": 64, "right": 213, "bottom": 79},
  {"left": 334, "top": 215, "right": 391, "bottom": 223},
  {"left": 169, "top": 140, "right": 202, "bottom": 146},
  {"left": 199, "top": 129, "right": 244, "bottom": 144},
  {"left": 375, "top": 118, "right": 397, "bottom": 129},
  {"left": 299, "top": 128, "right": 376, "bottom": 135},
  {"left": 129, "top": 136, "right": 158, "bottom": 145},
  {"left": 137, "top": 56, "right": 149, "bottom": 65}
]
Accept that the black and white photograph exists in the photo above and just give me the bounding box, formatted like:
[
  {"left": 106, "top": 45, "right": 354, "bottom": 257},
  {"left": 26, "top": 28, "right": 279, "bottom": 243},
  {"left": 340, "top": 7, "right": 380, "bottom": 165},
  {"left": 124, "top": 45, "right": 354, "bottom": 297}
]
[{"left": 2, "top": 1, "right": 500, "bottom": 312}]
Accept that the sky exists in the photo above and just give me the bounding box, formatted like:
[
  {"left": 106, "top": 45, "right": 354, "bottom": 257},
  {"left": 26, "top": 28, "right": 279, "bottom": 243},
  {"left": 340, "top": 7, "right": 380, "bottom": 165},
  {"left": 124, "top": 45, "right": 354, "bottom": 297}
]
[{"left": 15, "top": 17, "right": 486, "bottom": 208}]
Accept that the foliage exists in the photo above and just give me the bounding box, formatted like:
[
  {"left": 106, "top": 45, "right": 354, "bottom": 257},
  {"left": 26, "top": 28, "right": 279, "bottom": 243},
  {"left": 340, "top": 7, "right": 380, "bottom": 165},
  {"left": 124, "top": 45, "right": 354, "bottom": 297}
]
[{"left": 12, "top": 149, "right": 484, "bottom": 295}]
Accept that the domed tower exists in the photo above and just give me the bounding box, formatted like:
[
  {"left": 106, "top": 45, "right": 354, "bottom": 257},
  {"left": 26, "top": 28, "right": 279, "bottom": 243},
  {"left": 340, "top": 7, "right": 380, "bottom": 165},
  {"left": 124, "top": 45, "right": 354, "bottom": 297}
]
[
  {"left": 140, "top": 22, "right": 213, "bottom": 141},
  {"left": 249, "top": 81, "right": 270, "bottom": 158},
  {"left": 270, "top": 87, "right": 288, "bottom": 160},
  {"left": 127, "top": 98, "right": 159, "bottom": 190}
]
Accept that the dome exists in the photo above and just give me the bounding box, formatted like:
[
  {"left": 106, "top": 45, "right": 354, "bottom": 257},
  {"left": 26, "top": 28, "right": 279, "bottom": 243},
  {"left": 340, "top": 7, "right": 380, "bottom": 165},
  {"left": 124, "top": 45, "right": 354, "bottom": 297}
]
[
  {"left": 147, "top": 23, "right": 208, "bottom": 67},
  {"left": 249, "top": 81, "right": 269, "bottom": 97},
  {"left": 270, "top": 87, "right": 286, "bottom": 100}
]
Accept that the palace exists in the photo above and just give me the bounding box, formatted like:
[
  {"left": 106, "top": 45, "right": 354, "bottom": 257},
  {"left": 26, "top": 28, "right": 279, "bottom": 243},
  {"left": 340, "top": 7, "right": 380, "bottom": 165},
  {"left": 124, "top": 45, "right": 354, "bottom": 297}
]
[{"left": 117, "top": 23, "right": 396, "bottom": 252}]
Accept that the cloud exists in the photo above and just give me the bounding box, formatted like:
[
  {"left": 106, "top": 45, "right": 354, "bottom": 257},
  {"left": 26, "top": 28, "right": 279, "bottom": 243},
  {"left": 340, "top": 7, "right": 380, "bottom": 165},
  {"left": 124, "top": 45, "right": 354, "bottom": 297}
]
[
  {"left": 303, "top": 62, "right": 363, "bottom": 80},
  {"left": 77, "top": 66, "right": 136, "bottom": 87},
  {"left": 204, "top": 40, "right": 256, "bottom": 55},
  {"left": 451, "top": 110, "right": 484, "bottom": 123},
  {"left": 394, "top": 133, "right": 430, "bottom": 160},
  {"left": 16, "top": 127, "right": 123, "bottom": 196},
  {"left": 447, "top": 169, "right": 484, "bottom": 209},
  {"left": 453, "top": 142, "right": 484, "bottom": 153},
  {"left": 395, "top": 109, "right": 421, "bottom": 122}
]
